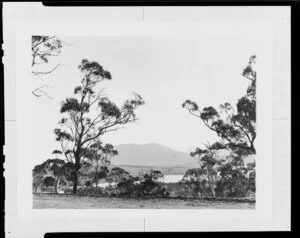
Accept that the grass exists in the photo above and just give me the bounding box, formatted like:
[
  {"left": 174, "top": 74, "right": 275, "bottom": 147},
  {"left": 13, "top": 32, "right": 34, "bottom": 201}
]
[{"left": 33, "top": 193, "right": 255, "bottom": 209}]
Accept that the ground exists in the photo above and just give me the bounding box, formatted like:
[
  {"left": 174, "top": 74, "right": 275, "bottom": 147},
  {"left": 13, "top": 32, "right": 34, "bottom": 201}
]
[{"left": 33, "top": 194, "right": 255, "bottom": 209}]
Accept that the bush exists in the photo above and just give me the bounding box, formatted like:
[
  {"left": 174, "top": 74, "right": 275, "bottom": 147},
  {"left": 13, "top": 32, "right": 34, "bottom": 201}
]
[
  {"left": 43, "top": 176, "right": 56, "bottom": 187},
  {"left": 40, "top": 186, "right": 55, "bottom": 193},
  {"left": 115, "top": 177, "right": 137, "bottom": 196},
  {"left": 247, "top": 170, "right": 256, "bottom": 192},
  {"left": 85, "top": 180, "right": 92, "bottom": 187},
  {"left": 93, "top": 175, "right": 169, "bottom": 198},
  {"left": 216, "top": 176, "right": 249, "bottom": 198},
  {"left": 136, "top": 178, "right": 169, "bottom": 197}
]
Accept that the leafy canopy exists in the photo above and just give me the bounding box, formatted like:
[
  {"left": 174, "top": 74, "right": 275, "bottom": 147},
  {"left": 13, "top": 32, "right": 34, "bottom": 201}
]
[{"left": 182, "top": 55, "right": 256, "bottom": 155}]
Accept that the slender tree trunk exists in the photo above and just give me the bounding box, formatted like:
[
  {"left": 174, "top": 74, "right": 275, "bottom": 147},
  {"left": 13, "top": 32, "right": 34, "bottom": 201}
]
[
  {"left": 210, "top": 185, "right": 216, "bottom": 198},
  {"left": 73, "top": 173, "right": 78, "bottom": 194},
  {"left": 207, "top": 172, "right": 216, "bottom": 198},
  {"left": 54, "top": 178, "right": 60, "bottom": 194},
  {"left": 54, "top": 179, "right": 58, "bottom": 193},
  {"left": 250, "top": 143, "right": 256, "bottom": 154},
  {"left": 95, "top": 179, "right": 98, "bottom": 193},
  {"left": 95, "top": 171, "right": 99, "bottom": 193},
  {"left": 73, "top": 153, "right": 81, "bottom": 194}
]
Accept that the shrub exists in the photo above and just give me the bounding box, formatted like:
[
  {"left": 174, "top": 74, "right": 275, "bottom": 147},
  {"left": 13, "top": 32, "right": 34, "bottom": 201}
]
[
  {"left": 115, "top": 177, "right": 137, "bottom": 196},
  {"left": 43, "top": 176, "right": 56, "bottom": 187}
]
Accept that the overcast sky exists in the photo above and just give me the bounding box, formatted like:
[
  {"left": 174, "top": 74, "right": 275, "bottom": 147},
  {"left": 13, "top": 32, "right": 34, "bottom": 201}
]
[{"left": 28, "top": 22, "right": 268, "bottom": 165}]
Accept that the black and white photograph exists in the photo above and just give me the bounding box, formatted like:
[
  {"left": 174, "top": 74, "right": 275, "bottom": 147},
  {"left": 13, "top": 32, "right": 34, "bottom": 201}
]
[
  {"left": 30, "top": 35, "right": 257, "bottom": 209},
  {"left": 3, "top": 3, "right": 291, "bottom": 235}
]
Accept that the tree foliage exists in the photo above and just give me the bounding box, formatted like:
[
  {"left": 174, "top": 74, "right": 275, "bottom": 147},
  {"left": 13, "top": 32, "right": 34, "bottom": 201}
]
[
  {"left": 85, "top": 140, "right": 117, "bottom": 188},
  {"left": 107, "top": 167, "right": 131, "bottom": 184},
  {"left": 54, "top": 59, "right": 144, "bottom": 193},
  {"left": 32, "top": 158, "right": 69, "bottom": 193},
  {"left": 32, "top": 36, "right": 63, "bottom": 67},
  {"left": 137, "top": 170, "right": 167, "bottom": 197},
  {"left": 185, "top": 142, "right": 226, "bottom": 197},
  {"left": 182, "top": 55, "right": 257, "bottom": 198},
  {"left": 182, "top": 55, "right": 256, "bottom": 155}
]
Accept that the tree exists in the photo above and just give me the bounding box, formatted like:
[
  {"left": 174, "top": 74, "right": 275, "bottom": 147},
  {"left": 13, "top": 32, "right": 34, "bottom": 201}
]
[
  {"left": 59, "top": 162, "right": 76, "bottom": 186},
  {"left": 43, "top": 176, "right": 56, "bottom": 188},
  {"left": 115, "top": 176, "right": 137, "bottom": 196},
  {"left": 182, "top": 168, "right": 211, "bottom": 197},
  {"left": 31, "top": 35, "right": 64, "bottom": 98},
  {"left": 32, "top": 157, "right": 67, "bottom": 193},
  {"left": 86, "top": 140, "right": 118, "bottom": 190},
  {"left": 184, "top": 142, "right": 253, "bottom": 198},
  {"left": 245, "top": 161, "right": 256, "bottom": 194},
  {"left": 138, "top": 170, "right": 167, "bottom": 197},
  {"left": 32, "top": 36, "right": 63, "bottom": 67},
  {"left": 107, "top": 167, "right": 131, "bottom": 185},
  {"left": 187, "top": 142, "right": 226, "bottom": 197},
  {"left": 108, "top": 168, "right": 139, "bottom": 196},
  {"left": 215, "top": 154, "right": 252, "bottom": 198},
  {"left": 33, "top": 165, "right": 46, "bottom": 193},
  {"left": 54, "top": 59, "right": 145, "bottom": 194},
  {"left": 182, "top": 55, "right": 256, "bottom": 156},
  {"left": 182, "top": 55, "right": 257, "bottom": 198},
  {"left": 140, "top": 170, "right": 164, "bottom": 182}
]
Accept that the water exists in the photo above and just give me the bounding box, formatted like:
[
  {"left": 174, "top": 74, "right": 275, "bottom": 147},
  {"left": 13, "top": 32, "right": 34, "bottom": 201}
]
[
  {"left": 93, "top": 175, "right": 183, "bottom": 188},
  {"left": 158, "top": 175, "right": 184, "bottom": 183},
  {"left": 33, "top": 194, "right": 255, "bottom": 209}
]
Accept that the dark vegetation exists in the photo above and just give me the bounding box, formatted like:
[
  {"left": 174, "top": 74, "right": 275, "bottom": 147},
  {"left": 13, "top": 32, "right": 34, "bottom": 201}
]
[{"left": 32, "top": 54, "right": 256, "bottom": 202}]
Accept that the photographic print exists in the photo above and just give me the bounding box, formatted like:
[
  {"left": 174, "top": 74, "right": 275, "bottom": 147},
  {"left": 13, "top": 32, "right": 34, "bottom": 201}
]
[
  {"left": 4, "top": 4, "right": 291, "bottom": 235},
  {"left": 30, "top": 34, "right": 257, "bottom": 209}
]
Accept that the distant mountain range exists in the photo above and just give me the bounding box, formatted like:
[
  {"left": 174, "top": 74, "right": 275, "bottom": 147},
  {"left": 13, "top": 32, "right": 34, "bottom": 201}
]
[
  {"left": 110, "top": 143, "right": 255, "bottom": 176},
  {"left": 109, "top": 143, "right": 197, "bottom": 175},
  {"left": 112, "top": 143, "right": 197, "bottom": 167}
]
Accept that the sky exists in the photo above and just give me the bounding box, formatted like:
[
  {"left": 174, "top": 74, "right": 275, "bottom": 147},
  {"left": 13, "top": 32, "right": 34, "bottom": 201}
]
[{"left": 28, "top": 23, "right": 267, "bottom": 165}]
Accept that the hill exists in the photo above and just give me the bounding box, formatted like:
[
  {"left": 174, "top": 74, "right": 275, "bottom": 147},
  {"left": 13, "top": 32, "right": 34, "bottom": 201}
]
[
  {"left": 109, "top": 143, "right": 255, "bottom": 176},
  {"left": 112, "top": 143, "right": 197, "bottom": 167}
]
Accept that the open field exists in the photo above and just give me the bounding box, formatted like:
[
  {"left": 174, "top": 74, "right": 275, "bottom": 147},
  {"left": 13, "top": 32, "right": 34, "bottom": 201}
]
[{"left": 33, "top": 194, "right": 255, "bottom": 209}]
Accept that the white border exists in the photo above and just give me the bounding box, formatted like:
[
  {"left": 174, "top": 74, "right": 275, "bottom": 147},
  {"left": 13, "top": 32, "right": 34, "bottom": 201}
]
[{"left": 4, "top": 5, "right": 290, "bottom": 234}]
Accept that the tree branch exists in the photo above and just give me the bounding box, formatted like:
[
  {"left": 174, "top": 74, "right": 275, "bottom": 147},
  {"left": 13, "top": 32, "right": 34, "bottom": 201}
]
[
  {"left": 32, "top": 85, "right": 53, "bottom": 99},
  {"left": 32, "top": 64, "right": 60, "bottom": 75}
]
